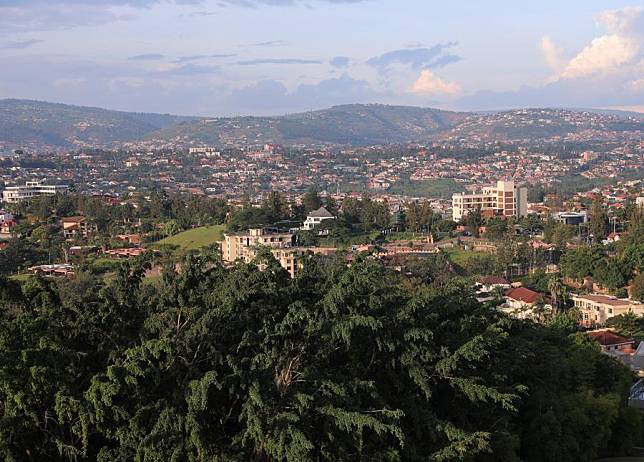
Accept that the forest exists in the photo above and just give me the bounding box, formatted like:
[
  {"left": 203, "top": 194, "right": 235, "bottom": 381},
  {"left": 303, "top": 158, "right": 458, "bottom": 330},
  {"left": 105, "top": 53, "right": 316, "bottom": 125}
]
[{"left": 0, "top": 249, "right": 640, "bottom": 461}]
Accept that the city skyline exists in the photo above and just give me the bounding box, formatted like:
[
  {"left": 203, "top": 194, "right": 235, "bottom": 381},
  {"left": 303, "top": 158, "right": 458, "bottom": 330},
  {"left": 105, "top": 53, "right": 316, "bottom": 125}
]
[{"left": 0, "top": 0, "right": 642, "bottom": 116}]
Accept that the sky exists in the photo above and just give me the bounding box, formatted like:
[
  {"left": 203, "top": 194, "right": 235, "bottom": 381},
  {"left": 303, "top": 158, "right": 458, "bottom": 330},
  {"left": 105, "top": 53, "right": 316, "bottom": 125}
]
[{"left": 0, "top": 0, "right": 642, "bottom": 116}]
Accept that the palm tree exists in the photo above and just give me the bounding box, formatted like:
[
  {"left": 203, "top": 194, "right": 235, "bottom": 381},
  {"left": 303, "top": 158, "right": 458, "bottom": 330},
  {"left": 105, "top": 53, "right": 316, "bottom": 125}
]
[{"left": 548, "top": 276, "right": 563, "bottom": 316}]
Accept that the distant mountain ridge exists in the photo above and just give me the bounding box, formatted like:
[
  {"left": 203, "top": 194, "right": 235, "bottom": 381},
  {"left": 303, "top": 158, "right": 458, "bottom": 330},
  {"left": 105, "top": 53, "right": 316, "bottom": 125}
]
[
  {"left": 0, "top": 99, "right": 642, "bottom": 150},
  {"left": 0, "top": 99, "right": 197, "bottom": 149}
]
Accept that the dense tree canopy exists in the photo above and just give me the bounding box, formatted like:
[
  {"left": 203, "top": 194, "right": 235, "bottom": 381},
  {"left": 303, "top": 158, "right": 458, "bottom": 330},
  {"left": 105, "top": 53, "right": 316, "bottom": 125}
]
[{"left": 0, "top": 252, "right": 639, "bottom": 461}]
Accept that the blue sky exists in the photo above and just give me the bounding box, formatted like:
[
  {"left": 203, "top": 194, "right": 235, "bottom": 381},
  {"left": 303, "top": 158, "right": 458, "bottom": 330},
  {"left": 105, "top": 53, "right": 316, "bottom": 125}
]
[{"left": 0, "top": 0, "right": 642, "bottom": 115}]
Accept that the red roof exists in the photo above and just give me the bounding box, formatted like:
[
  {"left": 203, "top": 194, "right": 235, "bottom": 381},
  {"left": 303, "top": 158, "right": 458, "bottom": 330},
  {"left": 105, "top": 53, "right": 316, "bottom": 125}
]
[
  {"left": 587, "top": 329, "right": 634, "bottom": 346},
  {"left": 480, "top": 276, "right": 510, "bottom": 286},
  {"left": 505, "top": 287, "right": 542, "bottom": 304}
]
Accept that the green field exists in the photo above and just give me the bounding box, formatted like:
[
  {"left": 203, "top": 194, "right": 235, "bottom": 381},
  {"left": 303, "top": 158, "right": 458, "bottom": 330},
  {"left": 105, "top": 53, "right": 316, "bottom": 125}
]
[
  {"left": 441, "top": 247, "right": 487, "bottom": 266},
  {"left": 156, "top": 225, "right": 226, "bottom": 251}
]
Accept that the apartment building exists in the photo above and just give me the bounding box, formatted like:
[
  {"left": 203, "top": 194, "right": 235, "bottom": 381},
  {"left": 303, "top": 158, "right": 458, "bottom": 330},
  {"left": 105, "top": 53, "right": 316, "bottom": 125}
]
[
  {"left": 2, "top": 180, "right": 69, "bottom": 203},
  {"left": 573, "top": 294, "right": 644, "bottom": 327},
  {"left": 61, "top": 216, "right": 97, "bottom": 239},
  {"left": 245, "top": 246, "right": 337, "bottom": 278},
  {"left": 220, "top": 228, "right": 294, "bottom": 263},
  {"left": 451, "top": 180, "right": 528, "bottom": 221}
]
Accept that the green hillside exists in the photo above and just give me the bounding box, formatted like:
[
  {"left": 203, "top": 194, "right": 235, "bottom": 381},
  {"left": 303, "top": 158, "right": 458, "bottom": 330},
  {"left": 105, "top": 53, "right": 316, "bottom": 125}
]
[
  {"left": 0, "top": 99, "right": 197, "bottom": 148},
  {"left": 156, "top": 225, "right": 226, "bottom": 251}
]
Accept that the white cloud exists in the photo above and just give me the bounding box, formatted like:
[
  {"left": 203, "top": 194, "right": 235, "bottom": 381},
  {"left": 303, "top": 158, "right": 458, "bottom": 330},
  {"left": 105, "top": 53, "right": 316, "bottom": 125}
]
[
  {"left": 554, "top": 6, "right": 643, "bottom": 80},
  {"left": 560, "top": 34, "right": 639, "bottom": 79},
  {"left": 409, "top": 70, "right": 460, "bottom": 96},
  {"left": 540, "top": 36, "right": 565, "bottom": 73},
  {"left": 596, "top": 6, "right": 644, "bottom": 35}
]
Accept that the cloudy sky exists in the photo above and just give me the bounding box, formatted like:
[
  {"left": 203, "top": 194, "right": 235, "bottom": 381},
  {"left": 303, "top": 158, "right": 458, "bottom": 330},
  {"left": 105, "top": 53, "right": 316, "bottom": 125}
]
[{"left": 0, "top": 0, "right": 642, "bottom": 116}]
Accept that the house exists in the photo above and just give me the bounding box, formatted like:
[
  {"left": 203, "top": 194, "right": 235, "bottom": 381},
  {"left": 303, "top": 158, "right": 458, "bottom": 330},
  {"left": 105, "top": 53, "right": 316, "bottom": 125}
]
[
  {"left": 116, "top": 234, "right": 142, "bottom": 245},
  {"left": 27, "top": 264, "right": 75, "bottom": 278},
  {"left": 498, "top": 287, "right": 551, "bottom": 320},
  {"left": 588, "top": 329, "right": 644, "bottom": 378},
  {"left": 573, "top": 294, "right": 644, "bottom": 327},
  {"left": 62, "top": 216, "right": 97, "bottom": 239},
  {"left": 587, "top": 329, "right": 636, "bottom": 353},
  {"left": 302, "top": 207, "right": 335, "bottom": 231},
  {"left": 476, "top": 276, "right": 511, "bottom": 301}
]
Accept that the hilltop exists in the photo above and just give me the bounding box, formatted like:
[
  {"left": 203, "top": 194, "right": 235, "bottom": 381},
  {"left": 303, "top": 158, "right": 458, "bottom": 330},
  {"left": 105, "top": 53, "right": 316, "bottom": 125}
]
[
  {"left": 0, "top": 99, "right": 642, "bottom": 150},
  {"left": 0, "top": 99, "right": 197, "bottom": 149}
]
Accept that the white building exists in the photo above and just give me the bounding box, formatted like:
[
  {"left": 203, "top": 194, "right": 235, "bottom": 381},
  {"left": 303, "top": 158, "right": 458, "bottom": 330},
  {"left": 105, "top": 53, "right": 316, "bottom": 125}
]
[
  {"left": 302, "top": 207, "right": 335, "bottom": 231},
  {"left": 188, "top": 147, "right": 220, "bottom": 157},
  {"left": 573, "top": 294, "right": 644, "bottom": 328},
  {"left": 451, "top": 180, "right": 528, "bottom": 222},
  {"left": 2, "top": 180, "right": 69, "bottom": 204}
]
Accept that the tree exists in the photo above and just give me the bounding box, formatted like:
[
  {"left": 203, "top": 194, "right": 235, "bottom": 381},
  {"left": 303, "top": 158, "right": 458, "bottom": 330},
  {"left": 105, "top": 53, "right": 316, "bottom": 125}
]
[
  {"left": 590, "top": 198, "right": 609, "bottom": 242},
  {"left": 302, "top": 187, "right": 322, "bottom": 214},
  {"left": 466, "top": 208, "right": 483, "bottom": 237},
  {"left": 631, "top": 273, "right": 644, "bottom": 302}
]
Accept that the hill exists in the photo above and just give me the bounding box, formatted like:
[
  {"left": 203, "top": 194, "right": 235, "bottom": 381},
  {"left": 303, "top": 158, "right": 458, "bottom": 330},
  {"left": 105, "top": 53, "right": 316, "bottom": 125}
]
[
  {"left": 145, "top": 105, "right": 643, "bottom": 146},
  {"left": 1, "top": 99, "right": 642, "bottom": 150},
  {"left": 146, "top": 104, "right": 467, "bottom": 146},
  {"left": 0, "top": 99, "right": 197, "bottom": 149}
]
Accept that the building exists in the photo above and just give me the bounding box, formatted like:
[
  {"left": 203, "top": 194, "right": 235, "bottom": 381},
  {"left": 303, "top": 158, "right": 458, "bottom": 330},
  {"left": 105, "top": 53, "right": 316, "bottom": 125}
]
[
  {"left": 62, "top": 216, "right": 96, "bottom": 239},
  {"left": 302, "top": 207, "right": 336, "bottom": 231},
  {"left": 220, "top": 228, "right": 294, "bottom": 263},
  {"left": 451, "top": 181, "right": 528, "bottom": 221},
  {"left": 587, "top": 329, "right": 636, "bottom": 353},
  {"left": 245, "top": 246, "right": 337, "bottom": 278},
  {"left": 498, "top": 287, "right": 550, "bottom": 320},
  {"left": 188, "top": 146, "right": 220, "bottom": 156},
  {"left": 573, "top": 294, "right": 644, "bottom": 327},
  {"left": 553, "top": 211, "right": 588, "bottom": 226},
  {"left": 0, "top": 210, "right": 12, "bottom": 223},
  {"left": 2, "top": 180, "right": 69, "bottom": 203}
]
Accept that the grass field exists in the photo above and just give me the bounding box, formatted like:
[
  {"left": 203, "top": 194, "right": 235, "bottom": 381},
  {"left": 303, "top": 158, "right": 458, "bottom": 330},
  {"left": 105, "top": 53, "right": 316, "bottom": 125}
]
[
  {"left": 441, "top": 247, "right": 487, "bottom": 266},
  {"left": 156, "top": 225, "right": 226, "bottom": 251}
]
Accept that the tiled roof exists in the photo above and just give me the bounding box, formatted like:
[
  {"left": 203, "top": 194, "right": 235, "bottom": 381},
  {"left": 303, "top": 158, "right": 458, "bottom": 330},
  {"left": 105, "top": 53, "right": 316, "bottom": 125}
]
[
  {"left": 587, "top": 329, "right": 634, "bottom": 346},
  {"left": 505, "top": 287, "right": 542, "bottom": 304}
]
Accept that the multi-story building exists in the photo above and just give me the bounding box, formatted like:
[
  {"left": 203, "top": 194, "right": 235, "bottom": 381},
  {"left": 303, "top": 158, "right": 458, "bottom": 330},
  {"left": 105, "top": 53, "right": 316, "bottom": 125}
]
[
  {"left": 220, "top": 228, "right": 294, "bottom": 263},
  {"left": 2, "top": 180, "right": 69, "bottom": 203},
  {"left": 451, "top": 180, "right": 528, "bottom": 222},
  {"left": 62, "top": 216, "right": 97, "bottom": 239},
  {"left": 573, "top": 294, "right": 644, "bottom": 327},
  {"left": 219, "top": 228, "right": 337, "bottom": 277},
  {"left": 246, "top": 246, "right": 337, "bottom": 278}
]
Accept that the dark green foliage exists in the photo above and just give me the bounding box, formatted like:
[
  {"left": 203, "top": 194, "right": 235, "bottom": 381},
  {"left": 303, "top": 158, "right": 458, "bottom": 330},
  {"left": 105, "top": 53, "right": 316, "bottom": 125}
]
[{"left": 0, "top": 255, "right": 639, "bottom": 460}]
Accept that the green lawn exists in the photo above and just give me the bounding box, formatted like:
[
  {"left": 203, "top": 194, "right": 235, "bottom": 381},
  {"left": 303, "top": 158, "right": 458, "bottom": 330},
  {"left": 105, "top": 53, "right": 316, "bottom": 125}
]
[
  {"left": 156, "top": 225, "right": 226, "bottom": 251},
  {"left": 9, "top": 273, "right": 32, "bottom": 282},
  {"left": 441, "top": 247, "right": 487, "bottom": 266}
]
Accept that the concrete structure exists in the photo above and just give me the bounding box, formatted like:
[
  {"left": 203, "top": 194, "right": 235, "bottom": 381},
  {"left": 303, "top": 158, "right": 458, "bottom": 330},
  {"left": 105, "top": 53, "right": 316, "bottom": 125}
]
[
  {"left": 2, "top": 180, "right": 69, "bottom": 203},
  {"left": 62, "top": 216, "right": 96, "bottom": 239},
  {"left": 573, "top": 294, "right": 644, "bottom": 327},
  {"left": 302, "top": 207, "right": 335, "bottom": 231},
  {"left": 553, "top": 211, "right": 588, "bottom": 226},
  {"left": 220, "top": 228, "right": 294, "bottom": 263},
  {"left": 245, "top": 246, "right": 337, "bottom": 278},
  {"left": 451, "top": 180, "right": 527, "bottom": 221},
  {"left": 188, "top": 147, "right": 220, "bottom": 157}
]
